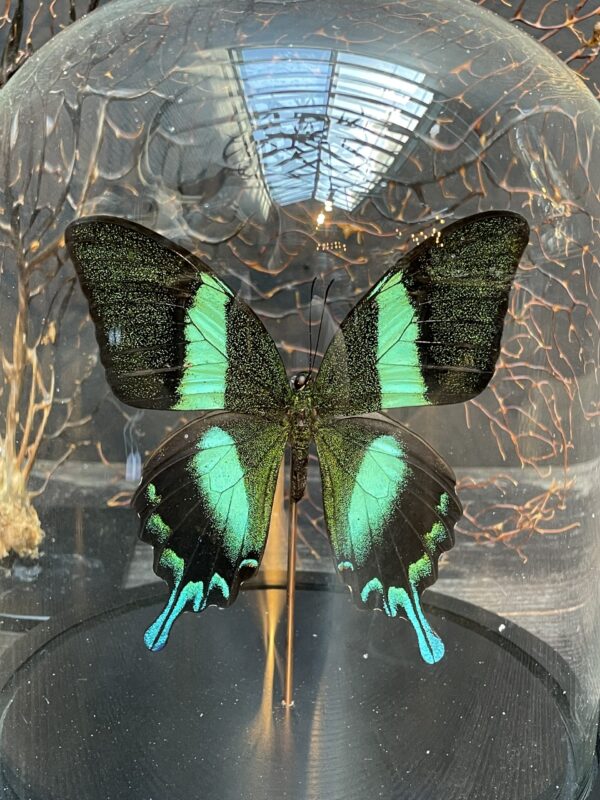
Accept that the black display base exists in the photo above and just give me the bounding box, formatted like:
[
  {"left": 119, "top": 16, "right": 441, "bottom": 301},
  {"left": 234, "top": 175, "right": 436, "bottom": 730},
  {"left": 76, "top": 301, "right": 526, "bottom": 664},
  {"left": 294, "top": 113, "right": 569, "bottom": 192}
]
[{"left": 0, "top": 583, "right": 596, "bottom": 800}]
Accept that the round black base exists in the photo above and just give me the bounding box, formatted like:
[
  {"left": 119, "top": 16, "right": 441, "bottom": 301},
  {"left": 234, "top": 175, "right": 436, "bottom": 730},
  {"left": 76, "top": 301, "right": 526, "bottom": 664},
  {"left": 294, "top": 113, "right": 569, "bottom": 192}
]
[{"left": 0, "top": 585, "right": 595, "bottom": 800}]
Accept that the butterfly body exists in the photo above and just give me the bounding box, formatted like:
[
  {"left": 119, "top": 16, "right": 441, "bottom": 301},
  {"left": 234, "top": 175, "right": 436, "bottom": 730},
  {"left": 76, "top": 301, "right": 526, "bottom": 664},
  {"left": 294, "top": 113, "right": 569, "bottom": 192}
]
[
  {"left": 287, "top": 372, "right": 319, "bottom": 501},
  {"left": 66, "top": 210, "right": 529, "bottom": 664}
]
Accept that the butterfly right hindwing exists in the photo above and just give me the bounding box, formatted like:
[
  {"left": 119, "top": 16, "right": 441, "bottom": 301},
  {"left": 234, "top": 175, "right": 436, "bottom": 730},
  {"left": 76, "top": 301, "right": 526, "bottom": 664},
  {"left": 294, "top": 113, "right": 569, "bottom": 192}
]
[{"left": 315, "top": 415, "right": 461, "bottom": 664}]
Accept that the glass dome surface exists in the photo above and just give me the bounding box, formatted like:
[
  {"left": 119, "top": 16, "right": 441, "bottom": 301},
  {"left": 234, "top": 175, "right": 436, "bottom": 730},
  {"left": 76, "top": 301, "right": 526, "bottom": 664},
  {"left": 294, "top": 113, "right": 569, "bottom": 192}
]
[{"left": 0, "top": 1, "right": 599, "bottom": 798}]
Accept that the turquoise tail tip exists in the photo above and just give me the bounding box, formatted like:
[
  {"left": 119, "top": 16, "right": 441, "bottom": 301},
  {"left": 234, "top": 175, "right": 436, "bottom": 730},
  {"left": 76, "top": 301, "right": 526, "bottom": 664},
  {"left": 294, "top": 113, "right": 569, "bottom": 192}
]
[
  {"left": 144, "top": 623, "right": 168, "bottom": 652},
  {"left": 421, "top": 634, "right": 445, "bottom": 665}
]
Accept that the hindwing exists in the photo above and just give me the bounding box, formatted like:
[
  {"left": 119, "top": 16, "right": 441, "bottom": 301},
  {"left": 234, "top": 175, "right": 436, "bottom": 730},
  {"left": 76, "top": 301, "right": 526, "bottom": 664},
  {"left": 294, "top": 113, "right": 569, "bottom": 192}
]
[
  {"left": 134, "top": 412, "right": 287, "bottom": 651},
  {"left": 315, "top": 415, "right": 461, "bottom": 664}
]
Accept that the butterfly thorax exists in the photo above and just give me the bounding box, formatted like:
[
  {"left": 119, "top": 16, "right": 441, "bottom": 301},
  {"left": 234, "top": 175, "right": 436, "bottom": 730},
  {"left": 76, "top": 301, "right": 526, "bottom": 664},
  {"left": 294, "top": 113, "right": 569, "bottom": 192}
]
[{"left": 288, "top": 372, "right": 318, "bottom": 502}]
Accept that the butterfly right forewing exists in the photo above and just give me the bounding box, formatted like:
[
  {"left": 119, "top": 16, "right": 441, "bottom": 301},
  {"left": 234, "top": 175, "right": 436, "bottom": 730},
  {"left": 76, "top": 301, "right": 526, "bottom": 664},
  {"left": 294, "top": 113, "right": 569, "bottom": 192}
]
[{"left": 314, "top": 211, "right": 529, "bottom": 415}]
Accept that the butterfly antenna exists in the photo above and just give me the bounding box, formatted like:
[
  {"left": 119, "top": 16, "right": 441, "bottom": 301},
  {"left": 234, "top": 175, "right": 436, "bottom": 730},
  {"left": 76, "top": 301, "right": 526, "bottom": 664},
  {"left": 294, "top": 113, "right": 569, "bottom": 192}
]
[
  {"left": 310, "top": 278, "right": 334, "bottom": 374},
  {"left": 308, "top": 275, "right": 317, "bottom": 372},
  {"left": 307, "top": 276, "right": 317, "bottom": 373}
]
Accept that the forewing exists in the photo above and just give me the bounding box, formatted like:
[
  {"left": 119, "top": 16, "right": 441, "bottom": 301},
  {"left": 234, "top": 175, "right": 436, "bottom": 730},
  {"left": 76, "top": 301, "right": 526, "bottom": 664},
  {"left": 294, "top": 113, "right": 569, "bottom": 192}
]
[
  {"left": 133, "top": 412, "right": 287, "bottom": 651},
  {"left": 314, "top": 211, "right": 529, "bottom": 415},
  {"left": 66, "top": 217, "right": 289, "bottom": 415},
  {"left": 315, "top": 415, "right": 461, "bottom": 664}
]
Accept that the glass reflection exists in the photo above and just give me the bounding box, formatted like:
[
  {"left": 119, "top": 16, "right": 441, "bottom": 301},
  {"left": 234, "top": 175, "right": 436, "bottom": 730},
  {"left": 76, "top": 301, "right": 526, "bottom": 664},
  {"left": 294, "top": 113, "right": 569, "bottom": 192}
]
[{"left": 236, "top": 47, "right": 434, "bottom": 211}]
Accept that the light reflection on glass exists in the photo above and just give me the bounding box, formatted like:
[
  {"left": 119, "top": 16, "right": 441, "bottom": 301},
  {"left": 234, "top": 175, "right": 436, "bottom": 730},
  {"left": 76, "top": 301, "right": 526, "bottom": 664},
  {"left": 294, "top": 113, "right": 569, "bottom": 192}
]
[{"left": 236, "top": 47, "right": 434, "bottom": 211}]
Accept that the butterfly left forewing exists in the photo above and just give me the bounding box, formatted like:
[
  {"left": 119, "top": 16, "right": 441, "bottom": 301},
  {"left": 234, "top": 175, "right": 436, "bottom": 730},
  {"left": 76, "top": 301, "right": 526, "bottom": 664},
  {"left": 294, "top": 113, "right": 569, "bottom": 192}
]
[
  {"left": 315, "top": 415, "right": 461, "bottom": 664},
  {"left": 66, "top": 216, "right": 289, "bottom": 416},
  {"left": 134, "top": 412, "right": 286, "bottom": 651}
]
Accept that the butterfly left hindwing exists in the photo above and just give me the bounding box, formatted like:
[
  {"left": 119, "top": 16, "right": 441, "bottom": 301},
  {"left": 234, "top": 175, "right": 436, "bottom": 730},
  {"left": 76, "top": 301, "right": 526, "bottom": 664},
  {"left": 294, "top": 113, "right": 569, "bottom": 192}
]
[
  {"left": 134, "top": 412, "right": 287, "bottom": 651},
  {"left": 315, "top": 415, "right": 461, "bottom": 664}
]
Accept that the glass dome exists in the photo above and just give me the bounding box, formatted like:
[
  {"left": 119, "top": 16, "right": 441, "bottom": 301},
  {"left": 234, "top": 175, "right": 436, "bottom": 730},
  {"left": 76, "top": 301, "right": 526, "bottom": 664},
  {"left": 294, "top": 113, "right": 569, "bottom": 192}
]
[{"left": 0, "top": 0, "right": 599, "bottom": 798}]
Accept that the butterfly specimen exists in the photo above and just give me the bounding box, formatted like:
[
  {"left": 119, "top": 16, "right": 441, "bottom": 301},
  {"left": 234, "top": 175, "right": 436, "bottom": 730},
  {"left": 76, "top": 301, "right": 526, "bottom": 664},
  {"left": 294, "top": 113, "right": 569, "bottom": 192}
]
[{"left": 66, "top": 211, "right": 529, "bottom": 664}]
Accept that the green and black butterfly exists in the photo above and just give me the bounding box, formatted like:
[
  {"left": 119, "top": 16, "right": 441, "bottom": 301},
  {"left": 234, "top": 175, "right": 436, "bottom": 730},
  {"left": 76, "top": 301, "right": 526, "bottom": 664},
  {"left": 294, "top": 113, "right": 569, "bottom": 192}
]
[{"left": 66, "top": 211, "right": 529, "bottom": 664}]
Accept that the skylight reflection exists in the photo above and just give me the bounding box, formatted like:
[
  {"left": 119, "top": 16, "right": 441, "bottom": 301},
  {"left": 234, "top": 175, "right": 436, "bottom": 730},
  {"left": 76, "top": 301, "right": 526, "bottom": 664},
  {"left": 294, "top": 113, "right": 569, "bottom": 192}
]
[{"left": 237, "top": 48, "right": 434, "bottom": 211}]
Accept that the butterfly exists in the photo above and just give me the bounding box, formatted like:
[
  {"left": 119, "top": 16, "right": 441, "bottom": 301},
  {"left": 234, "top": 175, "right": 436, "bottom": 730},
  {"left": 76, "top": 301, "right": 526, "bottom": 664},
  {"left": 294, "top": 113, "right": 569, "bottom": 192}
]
[{"left": 66, "top": 210, "right": 529, "bottom": 664}]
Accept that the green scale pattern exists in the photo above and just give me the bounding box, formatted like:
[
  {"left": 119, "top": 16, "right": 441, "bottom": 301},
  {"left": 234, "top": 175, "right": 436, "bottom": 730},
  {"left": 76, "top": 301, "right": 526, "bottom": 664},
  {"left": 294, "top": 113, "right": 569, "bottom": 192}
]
[
  {"left": 139, "top": 418, "right": 286, "bottom": 652},
  {"left": 65, "top": 211, "right": 528, "bottom": 665}
]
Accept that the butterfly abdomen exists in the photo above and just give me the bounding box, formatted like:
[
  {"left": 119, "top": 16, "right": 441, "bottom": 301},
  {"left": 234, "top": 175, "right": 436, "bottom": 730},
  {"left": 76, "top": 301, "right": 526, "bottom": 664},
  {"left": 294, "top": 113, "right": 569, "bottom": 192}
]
[{"left": 288, "top": 377, "right": 318, "bottom": 502}]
